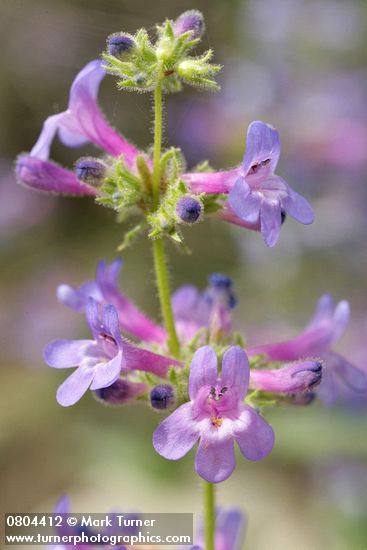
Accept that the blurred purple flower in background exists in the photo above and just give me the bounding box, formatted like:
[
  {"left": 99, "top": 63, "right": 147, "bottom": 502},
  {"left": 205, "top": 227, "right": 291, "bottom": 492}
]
[
  {"left": 58, "top": 258, "right": 166, "bottom": 345},
  {"left": 248, "top": 294, "right": 367, "bottom": 404}
]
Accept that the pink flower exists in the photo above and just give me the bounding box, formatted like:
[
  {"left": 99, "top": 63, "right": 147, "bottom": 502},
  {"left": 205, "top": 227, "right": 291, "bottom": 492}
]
[
  {"left": 248, "top": 294, "right": 367, "bottom": 404},
  {"left": 16, "top": 60, "right": 140, "bottom": 195},
  {"left": 153, "top": 346, "right": 274, "bottom": 483}
]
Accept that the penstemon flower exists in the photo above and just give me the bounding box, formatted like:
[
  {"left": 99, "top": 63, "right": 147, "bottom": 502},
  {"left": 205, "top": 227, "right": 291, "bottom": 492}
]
[
  {"left": 248, "top": 294, "right": 367, "bottom": 404},
  {"left": 44, "top": 297, "right": 178, "bottom": 406},
  {"left": 183, "top": 120, "right": 314, "bottom": 247},
  {"left": 153, "top": 346, "right": 274, "bottom": 483},
  {"left": 57, "top": 258, "right": 166, "bottom": 345}
]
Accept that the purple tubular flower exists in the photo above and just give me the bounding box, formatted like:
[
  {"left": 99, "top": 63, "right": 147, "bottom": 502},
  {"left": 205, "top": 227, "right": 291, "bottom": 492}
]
[
  {"left": 318, "top": 352, "right": 367, "bottom": 405},
  {"left": 16, "top": 155, "right": 98, "bottom": 196},
  {"left": 228, "top": 121, "right": 314, "bottom": 246},
  {"left": 182, "top": 168, "right": 241, "bottom": 194},
  {"left": 44, "top": 299, "right": 125, "bottom": 406},
  {"left": 248, "top": 295, "right": 350, "bottom": 360},
  {"left": 174, "top": 10, "right": 205, "bottom": 39},
  {"left": 58, "top": 259, "right": 166, "bottom": 345},
  {"left": 17, "top": 60, "right": 141, "bottom": 195},
  {"left": 107, "top": 32, "right": 136, "bottom": 57},
  {"left": 249, "top": 360, "right": 323, "bottom": 393},
  {"left": 176, "top": 195, "right": 202, "bottom": 223},
  {"left": 153, "top": 346, "right": 274, "bottom": 483},
  {"left": 248, "top": 295, "right": 367, "bottom": 404},
  {"left": 44, "top": 298, "right": 176, "bottom": 406},
  {"left": 182, "top": 122, "right": 313, "bottom": 247},
  {"left": 95, "top": 378, "right": 147, "bottom": 406}
]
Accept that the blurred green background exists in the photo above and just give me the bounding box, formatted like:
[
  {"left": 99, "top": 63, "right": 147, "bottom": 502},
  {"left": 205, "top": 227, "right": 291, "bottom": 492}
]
[{"left": 1, "top": 0, "right": 367, "bottom": 548}]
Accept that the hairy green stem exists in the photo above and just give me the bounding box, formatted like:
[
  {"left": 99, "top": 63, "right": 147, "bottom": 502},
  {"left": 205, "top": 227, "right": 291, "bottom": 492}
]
[
  {"left": 151, "top": 81, "right": 180, "bottom": 358},
  {"left": 203, "top": 481, "right": 216, "bottom": 550}
]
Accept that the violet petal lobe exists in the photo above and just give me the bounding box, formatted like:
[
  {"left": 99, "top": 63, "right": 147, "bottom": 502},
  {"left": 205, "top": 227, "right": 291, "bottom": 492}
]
[
  {"left": 153, "top": 402, "right": 200, "bottom": 459},
  {"left": 44, "top": 339, "right": 94, "bottom": 369},
  {"left": 234, "top": 405, "right": 274, "bottom": 461},
  {"left": 260, "top": 200, "right": 282, "bottom": 247},
  {"left": 89, "top": 351, "right": 123, "bottom": 390},
  {"left": 188, "top": 346, "right": 218, "bottom": 400},
  {"left": 220, "top": 346, "right": 249, "bottom": 400},
  {"left": 228, "top": 178, "right": 261, "bottom": 224},
  {"left": 331, "top": 352, "right": 367, "bottom": 393},
  {"left": 282, "top": 186, "right": 314, "bottom": 224},
  {"left": 243, "top": 121, "right": 281, "bottom": 177},
  {"left": 195, "top": 437, "right": 236, "bottom": 483},
  {"left": 56, "top": 367, "right": 95, "bottom": 407},
  {"left": 58, "top": 59, "right": 140, "bottom": 163}
]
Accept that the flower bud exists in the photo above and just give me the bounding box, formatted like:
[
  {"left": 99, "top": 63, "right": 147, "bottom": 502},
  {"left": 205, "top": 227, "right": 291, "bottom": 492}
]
[
  {"left": 107, "top": 32, "right": 136, "bottom": 57},
  {"left": 174, "top": 10, "right": 205, "bottom": 39},
  {"left": 94, "top": 379, "right": 147, "bottom": 406},
  {"left": 176, "top": 195, "right": 202, "bottom": 224},
  {"left": 150, "top": 384, "right": 175, "bottom": 410},
  {"left": 209, "top": 273, "right": 233, "bottom": 289},
  {"left": 75, "top": 157, "right": 106, "bottom": 186},
  {"left": 249, "top": 360, "right": 323, "bottom": 394}
]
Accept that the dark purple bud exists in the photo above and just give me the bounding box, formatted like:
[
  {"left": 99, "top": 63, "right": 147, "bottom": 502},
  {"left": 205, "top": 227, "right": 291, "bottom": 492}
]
[
  {"left": 107, "top": 32, "right": 136, "bottom": 57},
  {"left": 174, "top": 10, "right": 205, "bottom": 40},
  {"left": 176, "top": 196, "right": 202, "bottom": 224},
  {"left": 150, "top": 384, "right": 175, "bottom": 410},
  {"left": 94, "top": 379, "right": 147, "bottom": 406},
  {"left": 75, "top": 157, "right": 106, "bottom": 186},
  {"left": 208, "top": 273, "right": 233, "bottom": 289}
]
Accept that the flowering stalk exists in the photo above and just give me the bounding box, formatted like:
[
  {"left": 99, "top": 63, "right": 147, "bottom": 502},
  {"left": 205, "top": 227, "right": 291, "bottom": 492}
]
[
  {"left": 203, "top": 481, "right": 215, "bottom": 550},
  {"left": 151, "top": 76, "right": 180, "bottom": 358}
]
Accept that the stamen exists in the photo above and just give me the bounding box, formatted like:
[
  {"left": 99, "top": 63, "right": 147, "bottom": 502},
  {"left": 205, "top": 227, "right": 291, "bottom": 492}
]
[
  {"left": 211, "top": 416, "right": 223, "bottom": 427},
  {"left": 100, "top": 332, "right": 116, "bottom": 345},
  {"left": 249, "top": 158, "right": 271, "bottom": 174}
]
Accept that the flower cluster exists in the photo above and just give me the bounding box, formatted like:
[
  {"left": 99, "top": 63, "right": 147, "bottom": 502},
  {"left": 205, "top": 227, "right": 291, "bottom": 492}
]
[
  {"left": 43, "top": 259, "right": 367, "bottom": 480},
  {"left": 16, "top": 12, "right": 313, "bottom": 249}
]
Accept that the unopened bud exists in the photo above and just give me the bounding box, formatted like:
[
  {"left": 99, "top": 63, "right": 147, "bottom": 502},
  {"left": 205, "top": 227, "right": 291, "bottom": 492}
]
[
  {"left": 249, "top": 360, "right": 323, "bottom": 394},
  {"left": 176, "top": 195, "right": 202, "bottom": 224},
  {"left": 150, "top": 384, "right": 175, "bottom": 410},
  {"left": 94, "top": 379, "right": 147, "bottom": 406},
  {"left": 107, "top": 32, "right": 136, "bottom": 57},
  {"left": 75, "top": 157, "right": 106, "bottom": 186},
  {"left": 174, "top": 10, "right": 205, "bottom": 40}
]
